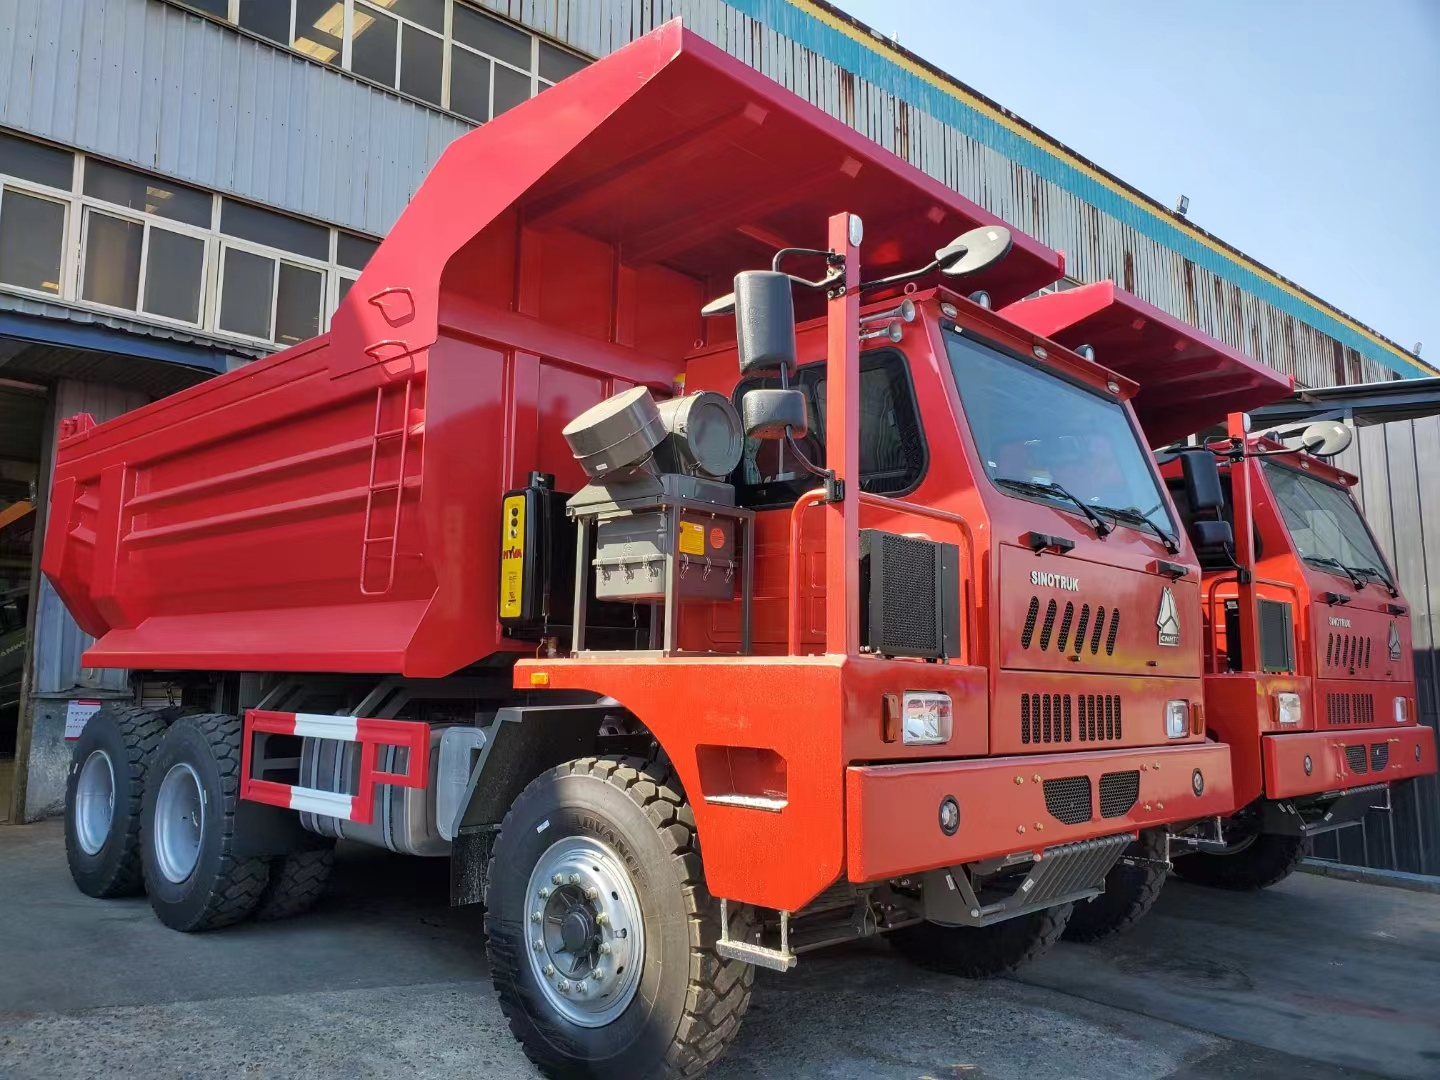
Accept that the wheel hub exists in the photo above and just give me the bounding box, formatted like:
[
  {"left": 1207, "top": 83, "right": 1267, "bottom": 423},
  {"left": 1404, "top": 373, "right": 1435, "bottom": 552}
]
[
  {"left": 524, "top": 836, "right": 645, "bottom": 1028},
  {"left": 153, "top": 762, "right": 205, "bottom": 884},
  {"left": 75, "top": 749, "right": 116, "bottom": 856}
]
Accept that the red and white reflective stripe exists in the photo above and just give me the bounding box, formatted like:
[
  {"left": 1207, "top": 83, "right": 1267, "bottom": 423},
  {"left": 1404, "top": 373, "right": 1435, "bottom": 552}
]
[{"left": 239, "top": 709, "right": 430, "bottom": 826}]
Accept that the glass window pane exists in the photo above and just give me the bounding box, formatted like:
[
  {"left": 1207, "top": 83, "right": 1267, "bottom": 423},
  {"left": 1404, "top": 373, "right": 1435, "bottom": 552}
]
[
  {"left": 178, "top": 0, "right": 229, "bottom": 15},
  {"left": 389, "top": 0, "right": 443, "bottom": 32},
  {"left": 220, "top": 247, "right": 275, "bottom": 338},
  {"left": 0, "top": 131, "right": 73, "bottom": 189},
  {"left": 237, "top": 0, "right": 291, "bottom": 44},
  {"left": 449, "top": 47, "right": 490, "bottom": 122},
  {"left": 351, "top": 4, "right": 398, "bottom": 85},
  {"left": 452, "top": 4, "right": 530, "bottom": 70},
  {"left": 82, "top": 211, "right": 143, "bottom": 310},
  {"left": 142, "top": 228, "right": 205, "bottom": 323},
  {"left": 0, "top": 190, "right": 65, "bottom": 293},
  {"left": 220, "top": 199, "right": 329, "bottom": 260},
  {"left": 538, "top": 42, "right": 588, "bottom": 83},
  {"left": 294, "top": 0, "right": 344, "bottom": 63},
  {"left": 399, "top": 24, "right": 443, "bottom": 105},
  {"left": 275, "top": 262, "right": 322, "bottom": 345},
  {"left": 337, "top": 276, "right": 355, "bottom": 306},
  {"left": 492, "top": 64, "right": 531, "bottom": 117},
  {"left": 336, "top": 232, "right": 379, "bottom": 270},
  {"left": 83, "top": 160, "right": 211, "bottom": 227}
]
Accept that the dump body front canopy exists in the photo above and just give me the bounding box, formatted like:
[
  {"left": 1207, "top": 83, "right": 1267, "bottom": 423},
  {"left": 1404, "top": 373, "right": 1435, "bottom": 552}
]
[
  {"left": 1001, "top": 281, "right": 1294, "bottom": 447},
  {"left": 44, "top": 20, "right": 1065, "bottom": 677}
]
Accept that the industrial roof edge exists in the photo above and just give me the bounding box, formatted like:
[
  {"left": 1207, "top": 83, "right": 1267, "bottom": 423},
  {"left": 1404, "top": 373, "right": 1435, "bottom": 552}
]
[{"left": 746, "top": 0, "right": 1433, "bottom": 380}]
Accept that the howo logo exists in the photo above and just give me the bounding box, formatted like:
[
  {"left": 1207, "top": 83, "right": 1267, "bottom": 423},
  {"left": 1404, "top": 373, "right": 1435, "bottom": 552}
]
[
  {"left": 1157, "top": 587, "right": 1180, "bottom": 647},
  {"left": 1389, "top": 621, "right": 1402, "bottom": 662},
  {"left": 1031, "top": 570, "right": 1079, "bottom": 592}
]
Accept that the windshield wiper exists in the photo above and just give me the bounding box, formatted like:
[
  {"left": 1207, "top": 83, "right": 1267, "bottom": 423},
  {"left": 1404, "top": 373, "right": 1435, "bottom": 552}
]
[
  {"left": 1347, "top": 565, "right": 1400, "bottom": 597},
  {"left": 1093, "top": 505, "right": 1180, "bottom": 554},
  {"left": 992, "top": 477, "right": 1111, "bottom": 539},
  {"left": 1304, "top": 555, "right": 1366, "bottom": 590}
]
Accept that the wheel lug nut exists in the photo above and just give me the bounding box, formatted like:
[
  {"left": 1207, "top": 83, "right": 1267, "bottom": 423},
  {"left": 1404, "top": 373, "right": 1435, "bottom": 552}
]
[
  {"left": 532, "top": 939, "right": 544, "bottom": 951},
  {"left": 596, "top": 912, "right": 610, "bottom": 926},
  {"left": 557, "top": 980, "right": 570, "bottom": 992},
  {"left": 552, "top": 874, "right": 563, "bottom": 886},
  {"left": 531, "top": 911, "right": 542, "bottom": 923},
  {"left": 599, "top": 942, "right": 611, "bottom": 955},
  {"left": 543, "top": 964, "right": 555, "bottom": 977},
  {"left": 586, "top": 886, "right": 600, "bottom": 900},
  {"left": 591, "top": 969, "right": 602, "bottom": 980},
  {"left": 574, "top": 982, "right": 587, "bottom": 994},
  {"left": 538, "top": 887, "right": 550, "bottom": 899},
  {"left": 569, "top": 874, "right": 581, "bottom": 885}
]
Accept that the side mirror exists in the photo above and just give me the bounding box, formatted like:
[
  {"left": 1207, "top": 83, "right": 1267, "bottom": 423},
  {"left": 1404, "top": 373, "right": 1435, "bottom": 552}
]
[
  {"left": 1180, "top": 449, "right": 1225, "bottom": 513},
  {"left": 936, "top": 226, "right": 1013, "bottom": 278},
  {"left": 741, "top": 388, "right": 808, "bottom": 440},
  {"left": 734, "top": 270, "right": 797, "bottom": 378},
  {"left": 1300, "top": 420, "right": 1353, "bottom": 458},
  {"left": 1192, "top": 519, "right": 1234, "bottom": 552}
]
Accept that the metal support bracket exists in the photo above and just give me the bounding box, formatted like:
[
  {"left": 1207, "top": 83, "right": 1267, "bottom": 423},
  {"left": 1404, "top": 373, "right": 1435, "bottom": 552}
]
[{"left": 716, "top": 899, "right": 797, "bottom": 972}]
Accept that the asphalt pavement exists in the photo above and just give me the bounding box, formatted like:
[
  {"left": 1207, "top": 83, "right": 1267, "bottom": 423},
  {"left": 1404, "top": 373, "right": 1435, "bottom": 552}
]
[{"left": 1, "top": 819, "right": 1435, "bottom": 1080}]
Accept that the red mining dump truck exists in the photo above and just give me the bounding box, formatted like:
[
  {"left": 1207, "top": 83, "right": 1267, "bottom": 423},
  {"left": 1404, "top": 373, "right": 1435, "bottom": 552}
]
[
  {"left": 1008, "top": 282, "right": 1438, "bottom": 898},
  {"left": 45, "top": 24, "right": 1239, "bottom": 1078}
]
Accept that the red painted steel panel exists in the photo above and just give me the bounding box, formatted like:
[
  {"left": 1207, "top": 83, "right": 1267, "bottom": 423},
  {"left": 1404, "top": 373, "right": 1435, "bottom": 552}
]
[
  {"left": 845, "top": 741, "right": 1233, "bottom": 882},
  {"left": 1262, "top": 726, "right": 1436, "bottom": 800}
]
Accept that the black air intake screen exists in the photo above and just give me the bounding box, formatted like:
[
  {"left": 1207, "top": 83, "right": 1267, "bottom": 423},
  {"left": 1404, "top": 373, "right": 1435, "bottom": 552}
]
[
  {"left": 1344, "top": 745, "right": 1368, "bottom": 774},
  {"left": 1257, "top": 599, "right": 1294, "bottom": 673},
  {"left": 859, "top": 530, "right": 960, "bottom": 660},
  {"left": 1044, "top": 776, "right": 1093, "bottom": 825},
  {"left": 1099, "top": 771, "right": 1140, "bottom": 818}
]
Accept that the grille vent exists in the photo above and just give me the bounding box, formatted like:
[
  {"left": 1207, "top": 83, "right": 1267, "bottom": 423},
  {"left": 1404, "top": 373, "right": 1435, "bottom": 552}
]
[
  {"left": 1020, "top": 596, "right": 1127, "bottom": 662},
  {"left": 1326, "top": 693, "right": 1376, "bottom": 726},
  {"left": 1021, "top": 693, "right": 1122, "bottom": 745},
  {"left": 1043, "top": 776, "right": 1093, "bottom": 825},
  {"left": 1371, "top": 743, "right": 1389, "bottom": 771},
  {"left": 1325, "top": 632, "right": 1374, "bottom": 672},
  {"left": 1105, "top": 610, "right": 1121, "bottom": 656},
  {"left": 1021, "top": 597, "right": 1040, "bottom": 649},
  {"left": 1038, "top": 599, "right": 1058, "bottom": 650},
  {"left": 1056, "top": 601, "right": 1075, "bottom": 651},
  {"left": 1344, "top": 745, "right": 1369, "bottom": 774},
  {"left": 1099, "top": 771, "right": 1140, "bottom": 818}
]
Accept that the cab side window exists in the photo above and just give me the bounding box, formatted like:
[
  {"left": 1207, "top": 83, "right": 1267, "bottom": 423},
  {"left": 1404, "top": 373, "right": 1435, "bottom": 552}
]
[{"left": 732, "top": 349, "right": 927, "bottom": 508}]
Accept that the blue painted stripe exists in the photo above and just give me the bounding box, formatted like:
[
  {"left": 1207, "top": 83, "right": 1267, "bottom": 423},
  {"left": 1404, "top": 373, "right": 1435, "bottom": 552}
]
[
  {"left": 0, "top": 310, "right": 229, "bottom": 372},
  {"left": 732, "top": 0, "right": 1426, "bottom": 379}
]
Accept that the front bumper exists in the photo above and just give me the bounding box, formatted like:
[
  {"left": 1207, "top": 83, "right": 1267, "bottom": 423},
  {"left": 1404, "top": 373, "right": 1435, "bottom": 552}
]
[
  {"left": 844, "top": 741, "right": 1233, "bottom": 882},
  {"left": 1262, "top": 725, "right": 1437, "bottom": 800}
]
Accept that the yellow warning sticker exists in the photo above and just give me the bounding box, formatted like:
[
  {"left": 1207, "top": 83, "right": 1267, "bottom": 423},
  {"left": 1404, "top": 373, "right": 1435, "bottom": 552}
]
[
  {"left": 678, "top": 520, "right": 706, "bottom": 556},
  {"left": 500, "top": 494, "right": 526, "bottom": 619}
]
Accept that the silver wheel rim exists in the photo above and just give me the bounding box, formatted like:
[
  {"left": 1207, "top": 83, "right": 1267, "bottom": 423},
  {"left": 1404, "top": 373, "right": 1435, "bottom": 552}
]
[
  {"left": 523, "top": 835, "right": 646, "bottom": 1028},
  {"left": 75, "top": 749, "right": 116, "bottom": 856},
  {"left": 154, "top": 762, "right": 205, "bottom": 884}
]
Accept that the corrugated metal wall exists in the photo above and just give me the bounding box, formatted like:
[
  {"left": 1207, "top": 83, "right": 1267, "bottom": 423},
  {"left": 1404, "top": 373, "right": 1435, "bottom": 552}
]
[
  {"left": 0, "top": 0, "right": 1418, "bottom": 386},
  {"left": 1318, "top": 424, "right": 1440, "bottom": 874}
]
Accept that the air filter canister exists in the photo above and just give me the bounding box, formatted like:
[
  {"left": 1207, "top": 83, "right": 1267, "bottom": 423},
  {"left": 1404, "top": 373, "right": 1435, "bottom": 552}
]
[{"left": 562, "top": 386, "right": 666, "bottom": 480}]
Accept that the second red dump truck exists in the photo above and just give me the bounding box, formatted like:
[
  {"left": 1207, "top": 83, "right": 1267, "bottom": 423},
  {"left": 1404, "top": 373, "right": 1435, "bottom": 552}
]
[{"left": 40, "top": 20, "right": 1432, "bottom": 1080}]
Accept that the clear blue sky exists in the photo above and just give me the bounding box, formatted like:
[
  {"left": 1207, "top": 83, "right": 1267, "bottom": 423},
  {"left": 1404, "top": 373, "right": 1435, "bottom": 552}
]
[{"left": 834, "top": 0, "right": 1440, "bottom": 370}]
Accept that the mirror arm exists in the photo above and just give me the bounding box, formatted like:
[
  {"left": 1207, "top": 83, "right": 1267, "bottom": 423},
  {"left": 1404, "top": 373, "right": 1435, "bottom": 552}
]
[{"left": 856, "top": 259, "right": 941, "bottom": 294}]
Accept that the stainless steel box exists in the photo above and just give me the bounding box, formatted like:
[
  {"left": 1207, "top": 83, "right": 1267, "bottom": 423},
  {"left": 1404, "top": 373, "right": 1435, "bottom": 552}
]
[{"left": 594, "top": 509, "right": 737, "bottom": 601}]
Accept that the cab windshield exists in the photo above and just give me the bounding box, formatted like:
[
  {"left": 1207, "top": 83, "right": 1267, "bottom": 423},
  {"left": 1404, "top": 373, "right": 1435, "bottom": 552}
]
[
  {"left": 1262, "top": 460, "right": 1393, "bottom": 587},
  {"left": 945, "top": 328, "right": 1175, "bottom": 541}
]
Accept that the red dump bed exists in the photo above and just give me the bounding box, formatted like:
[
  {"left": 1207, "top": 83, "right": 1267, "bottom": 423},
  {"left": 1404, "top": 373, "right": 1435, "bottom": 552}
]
[{"left": 41, "top": 21, "right": 1065, "bottom": 678}]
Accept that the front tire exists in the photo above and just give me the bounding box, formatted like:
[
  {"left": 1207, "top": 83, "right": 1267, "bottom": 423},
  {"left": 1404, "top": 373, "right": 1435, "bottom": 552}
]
[
  {"left": 485, "top": 756, "right": 754, "bottom": 1080},
  {"left": 64, "top": 704, "right": 167, "bottom": 898},
  {"left": 1063, "top": 828, "right": 1168, "bottom": 943},
  {"left": 1172, "top": 832, "right": 1308, "bottom": 891},
  {"left": 141, "top": 714, "right": 270, "bottom": 931},
  {"left": 888, "top": 903, "right": 1072, "bottom": 978}
]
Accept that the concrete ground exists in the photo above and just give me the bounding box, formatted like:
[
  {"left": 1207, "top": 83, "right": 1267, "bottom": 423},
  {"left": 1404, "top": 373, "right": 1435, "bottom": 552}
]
[{"left": 0, "top": 820, "right": 1436, "bottom": 1080}]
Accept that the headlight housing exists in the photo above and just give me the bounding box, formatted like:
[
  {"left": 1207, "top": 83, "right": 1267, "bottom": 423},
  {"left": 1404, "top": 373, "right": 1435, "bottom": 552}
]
[
  {"left": 902, "top": 691, "right": 952, "bottom": 745},
  {"left": 1395, "top": 696, "right": 1409, "bottom": 724},
  {"left": 1165, "top": 699, "right": 1188, "bottom": 739},
  {"left": 1276, "top": 692, "right": 1303, "bottom": 726}
]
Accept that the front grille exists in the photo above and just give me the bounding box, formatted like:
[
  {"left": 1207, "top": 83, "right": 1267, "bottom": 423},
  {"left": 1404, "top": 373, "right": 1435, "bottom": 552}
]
[
  {"left": 1327, "top": 693, "right": 1376, "bottom": 726},
  {"left": 1344, "top": 745, "right": 1369, "bottom": 774},
  {"left": 1044, "top": 776, "right": 1093, "bottom": 825},
  {"left": 1326, "top": 633, "right": 1375, "bottom": 672},
  {"left": 1099, "top": 771, "right": 1140, "bottom": 818},
  {"left": 1371, "top": 743, "right": 1389, "bottom": 771},
  {"left": 1021, "top": 693, "right": 1122, "bottom": 745}
]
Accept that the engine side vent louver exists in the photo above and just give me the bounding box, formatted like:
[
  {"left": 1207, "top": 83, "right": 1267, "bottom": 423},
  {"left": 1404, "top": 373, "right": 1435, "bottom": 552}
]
[{"left": 1021, "top": 597, "right": 1040, "bottom": 649}]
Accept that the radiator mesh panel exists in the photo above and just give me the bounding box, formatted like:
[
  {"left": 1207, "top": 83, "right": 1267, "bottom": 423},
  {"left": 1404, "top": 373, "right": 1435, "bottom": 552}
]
[
  {"left": 880, "top": 535, "right": 938, "bottom": 654},
  {"left": 1371, "top": 743, "right": 1389, "bottom": 771},
  {"left": 1044, "top": 776, "right": 1093, "bottom": 825},
  {"left": 1099, "top": 771, "right": 1140, "bottom": 818},
  {"left": 1024, "top": 694, "right": 1123, "bottom": 745},
  {"left": 1344, "top": 745, "right": 1369, "bottom": 774}
]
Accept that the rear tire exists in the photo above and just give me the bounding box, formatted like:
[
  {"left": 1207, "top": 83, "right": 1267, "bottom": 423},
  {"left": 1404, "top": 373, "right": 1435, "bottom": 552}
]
[
  {"left": 141, "top": 713, "right": 270, "bottom": 931},
  {"left": 888, "top": 903, "right": 1073, "bottom": 978},
  {"left": 64, "top": 704, "right": 167, "bottom": 898},
  {"left": 255, "top": 846, "right": 335, "bottom": 922},
  {"left": 485, "top": 756, "right": 754, "bottom": 1080},
  {"left": 1064, "top": 828, "right": 1168, "bottom": 943},
  {"left": 1172, "top": 833, "right": 1308, "bottom": 891}
]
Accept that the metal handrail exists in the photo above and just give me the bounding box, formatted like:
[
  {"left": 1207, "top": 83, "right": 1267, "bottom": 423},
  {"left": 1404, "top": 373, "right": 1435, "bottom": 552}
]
[{"left": 786, "top": 487, "right": 976, "bottom": 661}]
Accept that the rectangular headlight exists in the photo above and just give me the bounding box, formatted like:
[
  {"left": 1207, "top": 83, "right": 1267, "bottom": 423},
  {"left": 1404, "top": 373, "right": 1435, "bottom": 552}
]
[
  {"left": 1395, "top": 696, "right": 1408, "bottom": 724},
  {"left": 1165, "top": 700, "right": 1188, "bottom": 739},
  {"left": 902, "top": 691, "right": 953, "bottom": 745},
  {"left": 1276, "top": 692, "right": 1302, "bottom": 726}
]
